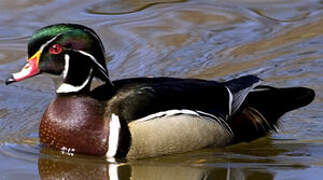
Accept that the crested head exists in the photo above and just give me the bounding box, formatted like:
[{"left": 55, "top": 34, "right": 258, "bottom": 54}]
[
  {"left": 28, "top": 24, "right": 105, "bottom": 58},
  {"left": 6, "top": 24, "right": 112, "bottom": 94}
]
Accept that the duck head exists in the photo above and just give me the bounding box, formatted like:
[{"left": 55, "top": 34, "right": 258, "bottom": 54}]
[{"left": 6, "top": 24, "right": 112, "bottom": 94}]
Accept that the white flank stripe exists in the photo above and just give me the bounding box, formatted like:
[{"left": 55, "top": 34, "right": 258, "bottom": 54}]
[
  {"left": 136, "top": 109, "right": 199, "bottom": 122},
  {"left": 106, "top": 114, "right": 121, "bottom": 158},
  {"left": 196, "top": 110, "right": 233, "bottom": 136},
  {"left": 63, "top": 54, "right": 70, "bottom": 79},
  {"left": 56, "top": 68, "right": 93, "bottom": 93}
]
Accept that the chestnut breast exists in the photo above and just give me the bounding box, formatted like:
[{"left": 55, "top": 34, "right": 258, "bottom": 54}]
[{"left": 40, "top": 95, "right": 109, "bottom": 155}]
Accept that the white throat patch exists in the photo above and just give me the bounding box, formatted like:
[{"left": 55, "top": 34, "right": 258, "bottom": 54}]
[{"left": 56, "top": 68, "right": 93, "bottom": 94}]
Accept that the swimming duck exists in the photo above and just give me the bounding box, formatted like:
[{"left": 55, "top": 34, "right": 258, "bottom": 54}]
[{"left": 5, "top": 24, "right": 315, "bottom": 159}]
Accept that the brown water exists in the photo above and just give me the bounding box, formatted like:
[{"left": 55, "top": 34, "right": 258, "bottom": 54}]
[{"left": 0, "top": 0, "right": 322, "bottom": 179}]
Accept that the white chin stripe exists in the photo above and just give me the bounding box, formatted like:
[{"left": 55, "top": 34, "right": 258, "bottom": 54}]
[
  {"left": 56, "top": 68, "right": 93, "bottom": 93},
  {"left": 106, "top": 114, "right": 121, "bottom": 158}
]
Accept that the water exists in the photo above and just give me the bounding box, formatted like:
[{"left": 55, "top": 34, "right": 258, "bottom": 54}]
[{"left": 0, "top": 0, "right": 322, "bottom": 179}]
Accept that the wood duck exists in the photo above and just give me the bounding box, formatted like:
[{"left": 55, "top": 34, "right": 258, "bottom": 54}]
[{"left": 5, "top": 24, "right": 315, "bottom": 159}]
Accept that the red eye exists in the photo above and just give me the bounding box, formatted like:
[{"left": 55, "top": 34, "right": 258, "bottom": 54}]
[{"left": 49, "top": 44, "right": 62, "bottom": 55}]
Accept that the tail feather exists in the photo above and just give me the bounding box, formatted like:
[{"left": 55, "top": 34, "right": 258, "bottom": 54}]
[{"left": 229, "top": 86, "right": 315, "bottom": 143}]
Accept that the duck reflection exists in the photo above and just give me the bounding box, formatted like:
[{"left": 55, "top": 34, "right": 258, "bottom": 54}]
[
  {"left": 39, "top": 158, "right": 113, "bottom": 180},
  {"left": 38, "top": 157, "right": 208, "bottom": 180},
  {"left": 38, "top": 143, "right": 284, "bottom": 180},
  {"left": 38, "top": 156, "right": 275, "bottom": 180}
]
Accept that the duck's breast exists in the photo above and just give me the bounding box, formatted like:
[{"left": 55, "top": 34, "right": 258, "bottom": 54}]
[{"left": 40, "top": 95, "right": 109, "bottom": 155}]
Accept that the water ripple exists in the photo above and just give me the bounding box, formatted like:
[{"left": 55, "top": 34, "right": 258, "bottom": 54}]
[{"left": 87, "top": 0, "right": 186, "bottom": 15}]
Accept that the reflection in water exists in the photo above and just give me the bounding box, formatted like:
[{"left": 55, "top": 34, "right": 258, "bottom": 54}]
[
  {"left": 38, "top": 158, "right": 113, "bottom": 180},
  {"left": 209, "top": 168, "right": 275, "bottom": 180},
  {"left": 38, "top": 157, "right": 208, "bottom": 180},
  {"left": 38, "top": 156, "right": 277, "bottom": 180},
  {"left": 38, "top": 147, "right": 210, "bottom": 179},
  {"left": 38, "top": 139, "right": 307, "bottom": 180}
]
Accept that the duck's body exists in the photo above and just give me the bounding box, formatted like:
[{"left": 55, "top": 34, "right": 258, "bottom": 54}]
[
  {"left": 40, "top": 76, "right": 314, "bottom": 159},
  {"left": 41, "top": 76, "right": 241, "bottom": 158},
  {"left": 6, "top": 24, "right": 315, "bottom": 159}
]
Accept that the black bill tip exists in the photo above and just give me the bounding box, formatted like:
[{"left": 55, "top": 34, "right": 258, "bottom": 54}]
[{"left": 5, "top": 75, "right": 16, "bottom": 85}]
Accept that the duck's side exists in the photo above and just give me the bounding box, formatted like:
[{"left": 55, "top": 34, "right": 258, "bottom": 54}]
[
  {"left": 126, "top": 110, "right": 232, "bottom": 159},
  {"left": 100, "top": 75, "right": 314, "bottom": 159}
]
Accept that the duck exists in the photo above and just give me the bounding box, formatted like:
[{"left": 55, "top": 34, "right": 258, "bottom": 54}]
[{"left": 5, "top": 24, "right": 315, "bottom": 159}]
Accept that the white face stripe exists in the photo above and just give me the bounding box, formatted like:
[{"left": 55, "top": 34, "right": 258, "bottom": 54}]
[
  {"left": 76, "top": 50, "right": 109, "bottom": 79},
  {"left": 106, "top": 114, "right": 121, "bottom": 158},
  {"left": 39, "top": 33, "right": 62, "bottom": 52},
  {"left": 56, "top": 68, "right": 93, "bottom": 93},
  {"left": 63, "top": 54, "right": 70, "bottom": 79}
]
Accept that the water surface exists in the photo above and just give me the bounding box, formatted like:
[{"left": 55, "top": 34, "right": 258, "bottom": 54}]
[{"left": 0, "top": 0, "right": 322, "bottom": 179}]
